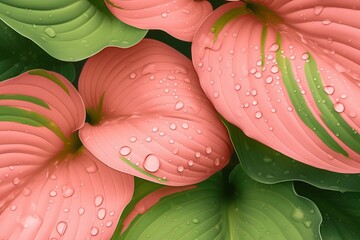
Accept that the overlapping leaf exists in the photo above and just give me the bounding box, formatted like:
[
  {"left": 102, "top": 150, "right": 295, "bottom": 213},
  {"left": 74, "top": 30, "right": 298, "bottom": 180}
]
[
  {"left": 0, "top": 70, "right": 134, "bottom": 239},
  {"left": 192, "top": 1, "right": 360, "bottom": 173},
  {"left": 112, "top": 164, "right": 322, "bottom": 240},
  {"left": 0, "top": 0, "right": 147, "bottom": 61},
  {"left": 225, "top": 120, "right": 360, "bottom": 192},
  {"left": 296, "top": 182, "right": 360, "bottom": 239},
  {"left": 78, "top": 39, "right": 232, "bottom": 186},
  {"left": 105, "top": 0, "right": 213, "bottom": 41}
]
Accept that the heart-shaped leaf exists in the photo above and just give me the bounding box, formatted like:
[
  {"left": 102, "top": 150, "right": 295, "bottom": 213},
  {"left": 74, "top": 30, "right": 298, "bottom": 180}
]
[
  {"left": 0, "top": 21, "right": 75, "bottom": 82},
  {"left": 78, "top": 39, "right": 232, "bottom": 186},
  {"left": 0, "top": 0, "right": 147, "bottom": 61},
  {"left": 192, "top": 1, "right": 360, "bottom": 173},
  {"left": 224, "top": 120, "right": 360, "bottom": 192},
  {"left": 112, "top": 164, "right": 322, "bottom": 240},
  {"left": 295, "top": 182, "right": 360, "bottom": 239},
  {"left": 0, "top": 70, "right": 134, "bottom": 239}
]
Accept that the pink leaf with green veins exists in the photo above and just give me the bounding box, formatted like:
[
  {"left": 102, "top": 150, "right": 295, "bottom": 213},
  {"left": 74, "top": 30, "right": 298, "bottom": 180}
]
[
  {"left": 105, "top": 0, "right": 213, "bottom": 41},
  {"left": 0, "top": 71, "right": 133, "bottom": 239},
  {"left": 78, "top": 39, "right": 232, "bottom": 186},
  {"left": 192, "top": 1, "right": 360, "bottom": 173}
]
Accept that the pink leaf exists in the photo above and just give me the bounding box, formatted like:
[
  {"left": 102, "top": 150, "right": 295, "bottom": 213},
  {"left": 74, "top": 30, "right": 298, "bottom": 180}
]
[
  {"left": 0, "top": 70, "right": 85, "bottom": 206},
  {"left": 0, "top": 148, "right": 133, "bottom": 239},
  {"left": 192, "top": 1, "right": 360, "bottom": 173},
  {"left": 105, "top": 0, "right": 213, "bottom": 41},
  {"left": 78, "top": 39, "right": 232, "bottom": 186}
]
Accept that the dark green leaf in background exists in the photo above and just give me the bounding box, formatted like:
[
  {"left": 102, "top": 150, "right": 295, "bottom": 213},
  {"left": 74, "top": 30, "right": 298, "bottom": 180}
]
[
  {"left": 0, "top": 0, "right": 147, "bottom": 61},
  {"left": 295, "top": 181, "right": 360, "bottom": 240},
  {"left": 112, "top": 164, "right": 321, "bottom": 240},
  {"left": 0, "top": 21, "right": 76, "bottom": 81},
  {"left": 224, "top": 120, "right": 360, "bottom": 192}
]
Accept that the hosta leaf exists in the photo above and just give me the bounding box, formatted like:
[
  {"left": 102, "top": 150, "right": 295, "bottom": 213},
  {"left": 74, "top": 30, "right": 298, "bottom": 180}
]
[
  {"left": 0, "top": 21, "right": 75, "bottom": 82},
  {"left": 295, "top": 182, "right": 360, "bottom": 239},
  {"left": 105, "top": 0, "right": 212, "bottom": 41},
  {"left": 0, "top": 70, "right": 85, "bottom": 207},
  {"left": 192, "top": 1, "right": 360, "bottom": 173},
  {"left": 224, "top": 119, "right": 360, "bottom": 192},
  {"left": 0, "top": 148, "right": 134, "bottom": 239},
  {"left": 78, "top": 39, "right": 232, "bottom": 186},
  {"left": 0, "top": 0, "right": 147, "bottom": 61},
  {"left": 112, "top": 164, "right": 322, "bottom": 240}
]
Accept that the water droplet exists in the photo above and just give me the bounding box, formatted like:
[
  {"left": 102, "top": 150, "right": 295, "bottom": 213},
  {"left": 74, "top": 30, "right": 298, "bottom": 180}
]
[
  {"left": 205, "top": 147, "right": 212, "bottom": 154},
  {"left": 170, "top": 123, "right": 177, "bottom": 130},
  {"left": 106, "top": 221, "right": 113, "bottom": 227},
  {"left": 214, "top": 158, "right": 220, "bottom": 166},
  {"left": 129, "top": 72, "right": 137, "bottom": 79},
  {"left": 181, "top": 122, "right": 189, "bottom": 129},
  {"left": 177, "top": 166, "right": 184, "bottom": 173},
  {"left": 334, "top": 103, "right": 345, "bottom": 113},
  {"left": 172, "top": 148, "right": 179, "bottom": 155},
  {"left": 44, "top": 27, "right": 56, "bottom": 38},
  {"left": 183, "top": 77, "right": 191, "bottom": 83},
  {"left": 56, "top": 221, "right": 67, "bottom": 235},
  {"left": 95, "top": 195, "right": 104, "bottom": 207},
  {"left": 175, "top": 101, "right": 184, "bottom": 110},
  {"left": 323, "top": 85, "right": 335, "bottom": 95},
  {"left": 188, "top": 160, "right": 194, "bottom": 166},
  {"left": 23, "top": 187, "right": 32, "bottom": 196},
  {"left": 129, "top": 136, "right": 137, "bottom": 143},
  {"left": 250, "top": 68, "right": 256, "bottom": 74},
  {"left": 291, "top": 207, "right": 305, "bottom": 222},
  {"left": 195, "top": 152, "right": 201, "bottom": 158},
  {"left": 301, "top": 53, "right": 310, "bottom": 60},
  {"left": 145, "top": 136, "right": 152, "bottom": 142},
  {"left": 234, "top": 84, "right": 241, "bottom": 91},
  {"left": 13, "top": 177, "right": 20, "bottom": 185},
  {"left": 265, "top": 76, "right": 273, "bottom": 84},
  {"left": 303, "top": 220, "right": 312, "bottom": 228},
  {"left": 144, "top": 154, "right": 160, "bottom": 172},
  {"left": 255, "top": 111, "right": 263, "bottom": 119},
  {"left": 254, "top": 72, "right": 262, "bottom": 79},
  {"left": 322, "top": 19, "right": 332, "bottom": 25},
  {"left": 10, "top": 205, "right": 17, "bottom": 211},
  {"left": 97, "top": 208, "right": 106, "bottom": 220},
  {"left": 62, "top": 186, "right": 74, "bottom": 198},
  {"left": 90, "top": 227, "right": 99, "bottom": 236},
  {"left": 50, "top": 174, "right": 57, "bottom": 180},
  {"left": 251, "top": 89, "right": 258, "bottom": 96},
  {"left": 161, "top": 12, "right": 168, "bottom": 18},
  {"left": 192, "top": 218, "right": 199, "bottom": 224},
  {"left": 213, "top": 92, "right": 219, "bottom": 98},
  {"left": 120, "top": 146, "right": 131, "bottom": 156},
  {"left": 152, "top": 127, "right": 159, "bottom": 133},
  {"left": 314, "top": 6, "right": 324, "bottom": 15},
  {"left": 49, "top": 190, "right": 57, "bottom": 197},
  {"left": 78, "top": 207, "right": 85, "bottom": 216},
  {"left": 86, "top": 163, "right": 98, "bottom": 174},
  {"left": 271, "top": 65, "right": 279, "bottom": 73},
  {"left": 268, "top": 43, "right": 279, "bottom": 52}
]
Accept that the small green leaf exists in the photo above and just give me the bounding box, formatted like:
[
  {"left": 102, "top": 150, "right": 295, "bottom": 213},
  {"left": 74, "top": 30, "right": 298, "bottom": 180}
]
[
  {"left": 295, "top": 182, "right": 360, "bottom": 239},
  {"left": 0, "top": 21, "right": 75, "bottom": 81},
  {"left": 0, "top": 0, "right": 147, "bottom": 61},
  {"left": 113, "top": 164, "right": 321, "bottom": 240},
  {"left": 223, "top": 119, "right": 360, "bottom": 192}
]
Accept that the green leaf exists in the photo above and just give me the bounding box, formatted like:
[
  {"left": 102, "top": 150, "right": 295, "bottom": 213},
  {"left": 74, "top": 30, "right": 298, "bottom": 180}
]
[
  {"left": 0, "top": 0, "right": 147, "bottom": 61},
  {"left": 224, "top": 119, "right": 360, "bottom": 192},
  {"left": 112, "top": 165, "right": 321, "bottom": 240},
  {"left": 0, "top": 21, "right": 75, "bottom": 81},
  {"left": 295, "top": 182, "right": 360, "bottom": 240}
]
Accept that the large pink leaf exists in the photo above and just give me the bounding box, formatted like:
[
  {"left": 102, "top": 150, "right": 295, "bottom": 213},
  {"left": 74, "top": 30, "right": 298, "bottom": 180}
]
[
  {"left": 0, "top": 148, "right": 133, "bottom": 239},
  {"left": 78, "top": 39, "right": 232, "bottom": 186},
  {"left": 0, "top": 71, "right": 133, "bottom": 239},
  {"left": 105, "top": 0, "right": 213, "bottom": 41},
  {"left": 0, "top": 70, "right": 85, "bottom": 208},
  {"left": 192, "top": 1, "right": 360, "bottom": 173}
]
